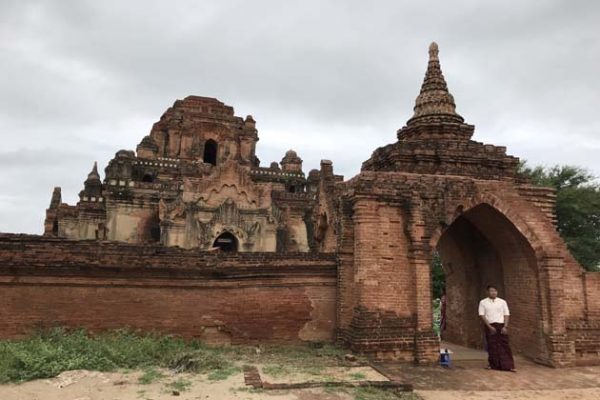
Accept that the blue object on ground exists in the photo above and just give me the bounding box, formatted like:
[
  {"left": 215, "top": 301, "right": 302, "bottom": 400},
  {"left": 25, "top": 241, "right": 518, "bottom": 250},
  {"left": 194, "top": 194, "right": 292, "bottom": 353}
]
[{"left": 440, "top": 348, "right": 452, "bottom": 367}]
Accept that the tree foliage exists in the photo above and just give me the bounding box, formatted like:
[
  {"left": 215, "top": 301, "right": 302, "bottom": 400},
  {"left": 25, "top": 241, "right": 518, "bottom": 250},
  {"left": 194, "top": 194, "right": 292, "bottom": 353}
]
[
  {"left": 431, "top": 251, "right": 446, "bottom": 299},
  {"left": 518, "top": 162, "right": 600, "bottom": 271}
]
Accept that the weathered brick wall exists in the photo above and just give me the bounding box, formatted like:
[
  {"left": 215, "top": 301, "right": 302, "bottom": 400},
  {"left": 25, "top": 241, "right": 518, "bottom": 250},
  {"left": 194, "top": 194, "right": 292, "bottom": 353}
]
[
  {"left": 344, "top": 199, "right": 419, "bottom": 360},
  {"left": 585, "top": 273, "right": 600, "bottom": 318},
  {"left": 0, "top": 234, "right": 337, "bottom": 343},
  {"left": 336, "top": 198, "right": 356, "bottom": 339},
  {"left": 332, "top": 170, "right": 600, "bottom": 366},
  {"left": 568, "top": 270, "right": 600, "bottom": 366},
  {"left": 567, "top": 320, "right": 600, "bottom": 366}
]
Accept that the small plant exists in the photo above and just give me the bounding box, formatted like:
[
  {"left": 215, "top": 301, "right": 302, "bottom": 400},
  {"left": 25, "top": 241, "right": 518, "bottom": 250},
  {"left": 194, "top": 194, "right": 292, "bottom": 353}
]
[
  {"left": 354, "top": 386, "right": 409, "bottom": 400},
  {"left": 138, "top": 368, "right": 164, "bottom": 384},
  {"left": 169, "top": 351, "right": 232, "bottom": 373},
  {"left": 207, "top": 366, "right": 240, "bottom": 381},
  {"left": 262, "top": 364, "right": 291, "bottom": 377},
  {"left": 348, "top": 372, "right": 367, "bottom": 380},
  {"left": 166, "top": 377, "right": 192, "bottom": 392}
]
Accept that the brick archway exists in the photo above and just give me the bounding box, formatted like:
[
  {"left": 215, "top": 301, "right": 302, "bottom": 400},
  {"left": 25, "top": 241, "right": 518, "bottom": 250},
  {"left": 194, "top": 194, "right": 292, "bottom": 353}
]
[
  {"left": 433, "top": 203, "right": 545, "bottom": 361},
  {"left": 321, "top": 42, "right": 596, "bottom": 367}
]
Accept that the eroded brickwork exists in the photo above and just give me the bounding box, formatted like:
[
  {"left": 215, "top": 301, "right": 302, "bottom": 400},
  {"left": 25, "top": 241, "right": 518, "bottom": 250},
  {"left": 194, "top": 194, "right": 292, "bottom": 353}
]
[{"left": 0, "top": 235, "right": 336, "bottom": 343}]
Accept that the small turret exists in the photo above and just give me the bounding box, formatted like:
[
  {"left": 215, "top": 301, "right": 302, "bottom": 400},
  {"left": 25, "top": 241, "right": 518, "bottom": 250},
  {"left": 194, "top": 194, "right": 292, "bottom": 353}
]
[
  {"left": 43, "top": 187, "right": 62, "bottom": 236},
  {"left": 80, "top": 161, "right": 103, "bottom": 200},
  {"left": 244, "top": 115, "right": 256, "bottom": 129},
  {"left": 49, "top": 187, "right": 62, "bottom": 209},
  {"left": 280, "top": 150, "right": 303, "bottom": 173}
]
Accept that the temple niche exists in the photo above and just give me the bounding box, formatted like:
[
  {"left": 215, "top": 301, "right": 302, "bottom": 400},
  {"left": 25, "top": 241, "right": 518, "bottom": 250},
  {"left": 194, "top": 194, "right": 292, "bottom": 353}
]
[{"left": 44, "top": 96, "right": 341, "bottom": 252}]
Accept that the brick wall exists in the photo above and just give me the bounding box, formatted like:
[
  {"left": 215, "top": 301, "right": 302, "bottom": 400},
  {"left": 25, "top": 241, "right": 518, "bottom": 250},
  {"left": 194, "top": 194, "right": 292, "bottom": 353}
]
[
  {"left": 584, "top": 272, "right": 600, "bottom": 319},
  {"left": 0, "top": 234, "right": 337, "bottom": 343},
  {"left": 332, "top": 170, "right": 600, "bottom": 366},
  {"left": 567, "top": 320, "right": 600, "bottom": 366}
]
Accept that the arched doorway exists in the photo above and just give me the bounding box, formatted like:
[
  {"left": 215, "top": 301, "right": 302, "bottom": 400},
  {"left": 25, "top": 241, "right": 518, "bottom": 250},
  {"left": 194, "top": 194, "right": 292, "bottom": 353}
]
[
  {"left": 203, "top": 139, "right": 218, "bottom": 166},
  {"left": 433, "top": 203, "right": 543, "bottom": 361},
  {"left": 213, "top": 232, "right": 238, "bottom": 252}
]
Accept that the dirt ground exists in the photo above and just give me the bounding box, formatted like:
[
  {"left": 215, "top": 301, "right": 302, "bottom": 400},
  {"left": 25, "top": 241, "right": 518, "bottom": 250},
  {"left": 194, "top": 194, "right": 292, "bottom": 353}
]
[
  {"left": 2, "top": 364, "right": 600, "bottom": 400},
  {"left": 417, "top": 388, "right": 600, "bottom": 400},
  {"left": 1, "top": 356, "right": 599, "bottom": 400},
  {"left": 0, "top": 369, "right": 355, "bottom": 400}
]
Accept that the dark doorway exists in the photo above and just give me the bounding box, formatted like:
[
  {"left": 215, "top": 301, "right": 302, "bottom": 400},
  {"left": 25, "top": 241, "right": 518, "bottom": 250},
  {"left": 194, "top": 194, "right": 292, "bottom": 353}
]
[
  {"left": 203, "top": 139, "right": 218, "bottom": 166},
  {"left": 432, "top": 204, "right": 542, "bottom": 360},
  {"left": 213, "top": 232, "right": 238, "bottom": 252},
  {"left": 142, "top": 174, "right": 154, "bottom": 183}
]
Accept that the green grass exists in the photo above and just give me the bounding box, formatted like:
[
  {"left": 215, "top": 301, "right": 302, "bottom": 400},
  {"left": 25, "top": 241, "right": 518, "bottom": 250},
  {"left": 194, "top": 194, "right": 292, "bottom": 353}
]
[
  {"left": 0, "top": 327, "right": 234, "bottom": 383},
  {"left": 348, "top": 372, "right": 367, "bottom": 380},
  {"left": 353, "top": 387, "right": 420, "bottom": 400},
  {"left": 254, "top": 343, "right": 346, "bottom": 377},
  {"left": 165, "top": 377, "right": 192, "bottom": 392},
  {"left": 207, "top": 366, "right": 240, "bottom": 381},
  {"left": 262, "top": 364, "right": 290, "bottom": 377},
  {"left": 138, "top": 368, "right": 164, "bottom": 384},
  {"left": 432, "top": 299, "right": 441, "bottom": 336},
  {"left": 0, "top": 327, "right": 352, "bottom": 384}
]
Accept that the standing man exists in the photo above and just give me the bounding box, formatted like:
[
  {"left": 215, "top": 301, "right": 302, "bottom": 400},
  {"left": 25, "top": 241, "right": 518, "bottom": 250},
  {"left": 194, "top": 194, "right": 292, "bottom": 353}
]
[{"left": 478, "top": 285, "right": 516, "bottom": 372}]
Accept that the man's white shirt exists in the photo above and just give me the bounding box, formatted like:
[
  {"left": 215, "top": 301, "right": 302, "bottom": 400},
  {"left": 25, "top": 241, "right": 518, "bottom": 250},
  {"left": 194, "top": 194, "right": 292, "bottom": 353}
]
[{"left": 478, "top": 297, "right": 510, "bottom": 324}]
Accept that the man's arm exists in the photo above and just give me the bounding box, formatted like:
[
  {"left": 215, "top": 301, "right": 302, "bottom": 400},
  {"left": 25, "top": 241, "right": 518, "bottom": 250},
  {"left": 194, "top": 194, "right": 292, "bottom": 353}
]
[
  {"left": 478, "top": 302, "right": 496, "bottom": 334},
  {"left": 501, "top": 315, "right": 510, "bottom": 334},
  {"left": 480, "top": 315, "right": 496, "bottom": 334},
  {"left": 501, "top": 300, "right": 510, "bottom": 334}
]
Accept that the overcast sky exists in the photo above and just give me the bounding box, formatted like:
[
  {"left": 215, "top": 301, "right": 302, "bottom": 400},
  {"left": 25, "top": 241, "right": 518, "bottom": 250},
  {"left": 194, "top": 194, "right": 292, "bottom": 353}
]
[{"left": 1, "top": 0, "right": 599, "bottom": 234}]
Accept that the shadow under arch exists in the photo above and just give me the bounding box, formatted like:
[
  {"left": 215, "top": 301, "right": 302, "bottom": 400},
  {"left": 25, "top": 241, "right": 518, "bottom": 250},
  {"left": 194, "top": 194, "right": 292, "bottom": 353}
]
[{"left": 433, "top": 203, "right": 545, "bottom": 361}]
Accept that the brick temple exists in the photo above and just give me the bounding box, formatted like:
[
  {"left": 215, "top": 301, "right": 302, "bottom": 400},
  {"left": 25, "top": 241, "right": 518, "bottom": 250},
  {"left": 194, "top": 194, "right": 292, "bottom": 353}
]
[{"left": 1, "top": 43, "right": 598, "bottom": 367}]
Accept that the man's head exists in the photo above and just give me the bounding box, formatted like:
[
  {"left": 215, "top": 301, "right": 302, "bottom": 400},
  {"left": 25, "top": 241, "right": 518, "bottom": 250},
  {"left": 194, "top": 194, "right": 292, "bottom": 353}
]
[{"left": 487, "top": 285, "right": 498, "bottom": 299}]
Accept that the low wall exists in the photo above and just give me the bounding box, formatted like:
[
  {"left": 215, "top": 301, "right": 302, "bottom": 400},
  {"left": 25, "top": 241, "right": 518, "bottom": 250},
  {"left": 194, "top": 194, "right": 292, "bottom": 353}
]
[
  {"left": 567, "top": 320, "right": 600, "bottom": 366},
  {"left": 0, "top": 234, "right": 337, "bottom": 344}
]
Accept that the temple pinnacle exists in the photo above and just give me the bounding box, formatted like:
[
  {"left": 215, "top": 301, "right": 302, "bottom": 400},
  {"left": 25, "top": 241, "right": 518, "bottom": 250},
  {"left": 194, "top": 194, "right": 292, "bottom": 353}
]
[
  {"left": 87, "top": 161, "right": 101, "bottom": 181},
  {"left": 406, "top": 42, "right": 464, "bottom": 125},
  {"left": 428, "top": 42, "right": 439, "bottom": 61}
]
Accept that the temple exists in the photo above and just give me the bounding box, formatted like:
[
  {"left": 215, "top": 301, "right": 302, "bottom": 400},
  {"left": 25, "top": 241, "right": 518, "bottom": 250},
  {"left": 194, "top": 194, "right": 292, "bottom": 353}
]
[
  {"left": 1, "top": 43, "right": 598, "bottom": 367},
  {"left": 43, "top": 96, "right": 342, "bottom": 252}
]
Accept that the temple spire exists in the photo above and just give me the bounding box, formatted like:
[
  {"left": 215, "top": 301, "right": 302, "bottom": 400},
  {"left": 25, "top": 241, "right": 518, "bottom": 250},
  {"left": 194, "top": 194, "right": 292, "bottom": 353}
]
[
  {"left": 406, "top": 42, "right": 464, "bottom": 125},
  {"left": 86, "top": 161, "right": 101, "bottom": 181}
]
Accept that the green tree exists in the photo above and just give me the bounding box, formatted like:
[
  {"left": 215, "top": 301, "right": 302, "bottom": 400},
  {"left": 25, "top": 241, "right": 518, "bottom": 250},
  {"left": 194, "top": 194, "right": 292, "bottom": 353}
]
[
  {"left": 518, "top": 163, "right": 600, "bottom": 271},
  {"left": 431, "top": 251, "right": 445, "bottom": 299}
]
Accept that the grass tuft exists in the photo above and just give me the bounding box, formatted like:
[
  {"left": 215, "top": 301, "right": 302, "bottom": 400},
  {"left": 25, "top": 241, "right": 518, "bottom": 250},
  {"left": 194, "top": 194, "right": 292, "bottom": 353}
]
[
  {"left": 165, "top": 377, "right": 192, "bottom": 392},
  {"left": 348, "top": 372, "right": 367, "bottom": 380},
  {"left": 138, "top": 368, "right": 164, "bottom": 384}
]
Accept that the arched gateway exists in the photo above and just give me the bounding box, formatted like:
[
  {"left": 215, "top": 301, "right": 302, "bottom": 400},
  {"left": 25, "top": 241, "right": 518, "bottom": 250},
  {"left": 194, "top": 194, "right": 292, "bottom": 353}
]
[{"left": 333, "top": 43, "right": 598, "bottom": 367}]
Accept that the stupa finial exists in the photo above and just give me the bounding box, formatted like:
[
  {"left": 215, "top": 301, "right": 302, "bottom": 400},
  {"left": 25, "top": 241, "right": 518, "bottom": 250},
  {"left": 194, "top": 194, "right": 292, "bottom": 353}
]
[
  {"left": 406, "top": 42, "right": 464, "bottom": 125},
  {"left": 428, "top": 42, "right": 439, "bottom": 61}
]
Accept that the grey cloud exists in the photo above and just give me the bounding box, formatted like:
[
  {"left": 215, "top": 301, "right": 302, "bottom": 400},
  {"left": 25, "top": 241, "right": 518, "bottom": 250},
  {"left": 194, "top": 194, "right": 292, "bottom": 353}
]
[{"left": 1, "top": 0, "right": 599, "bottom": 233}]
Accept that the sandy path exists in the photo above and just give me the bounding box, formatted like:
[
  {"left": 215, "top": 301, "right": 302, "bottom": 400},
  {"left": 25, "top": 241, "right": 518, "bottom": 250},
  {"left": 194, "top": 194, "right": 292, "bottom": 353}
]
[
  {"left": 417, "top": 388, "right": 600, "bottom": 400},
  {"left": 0, "top": 369, "right": 353, "bottom": 400}
]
